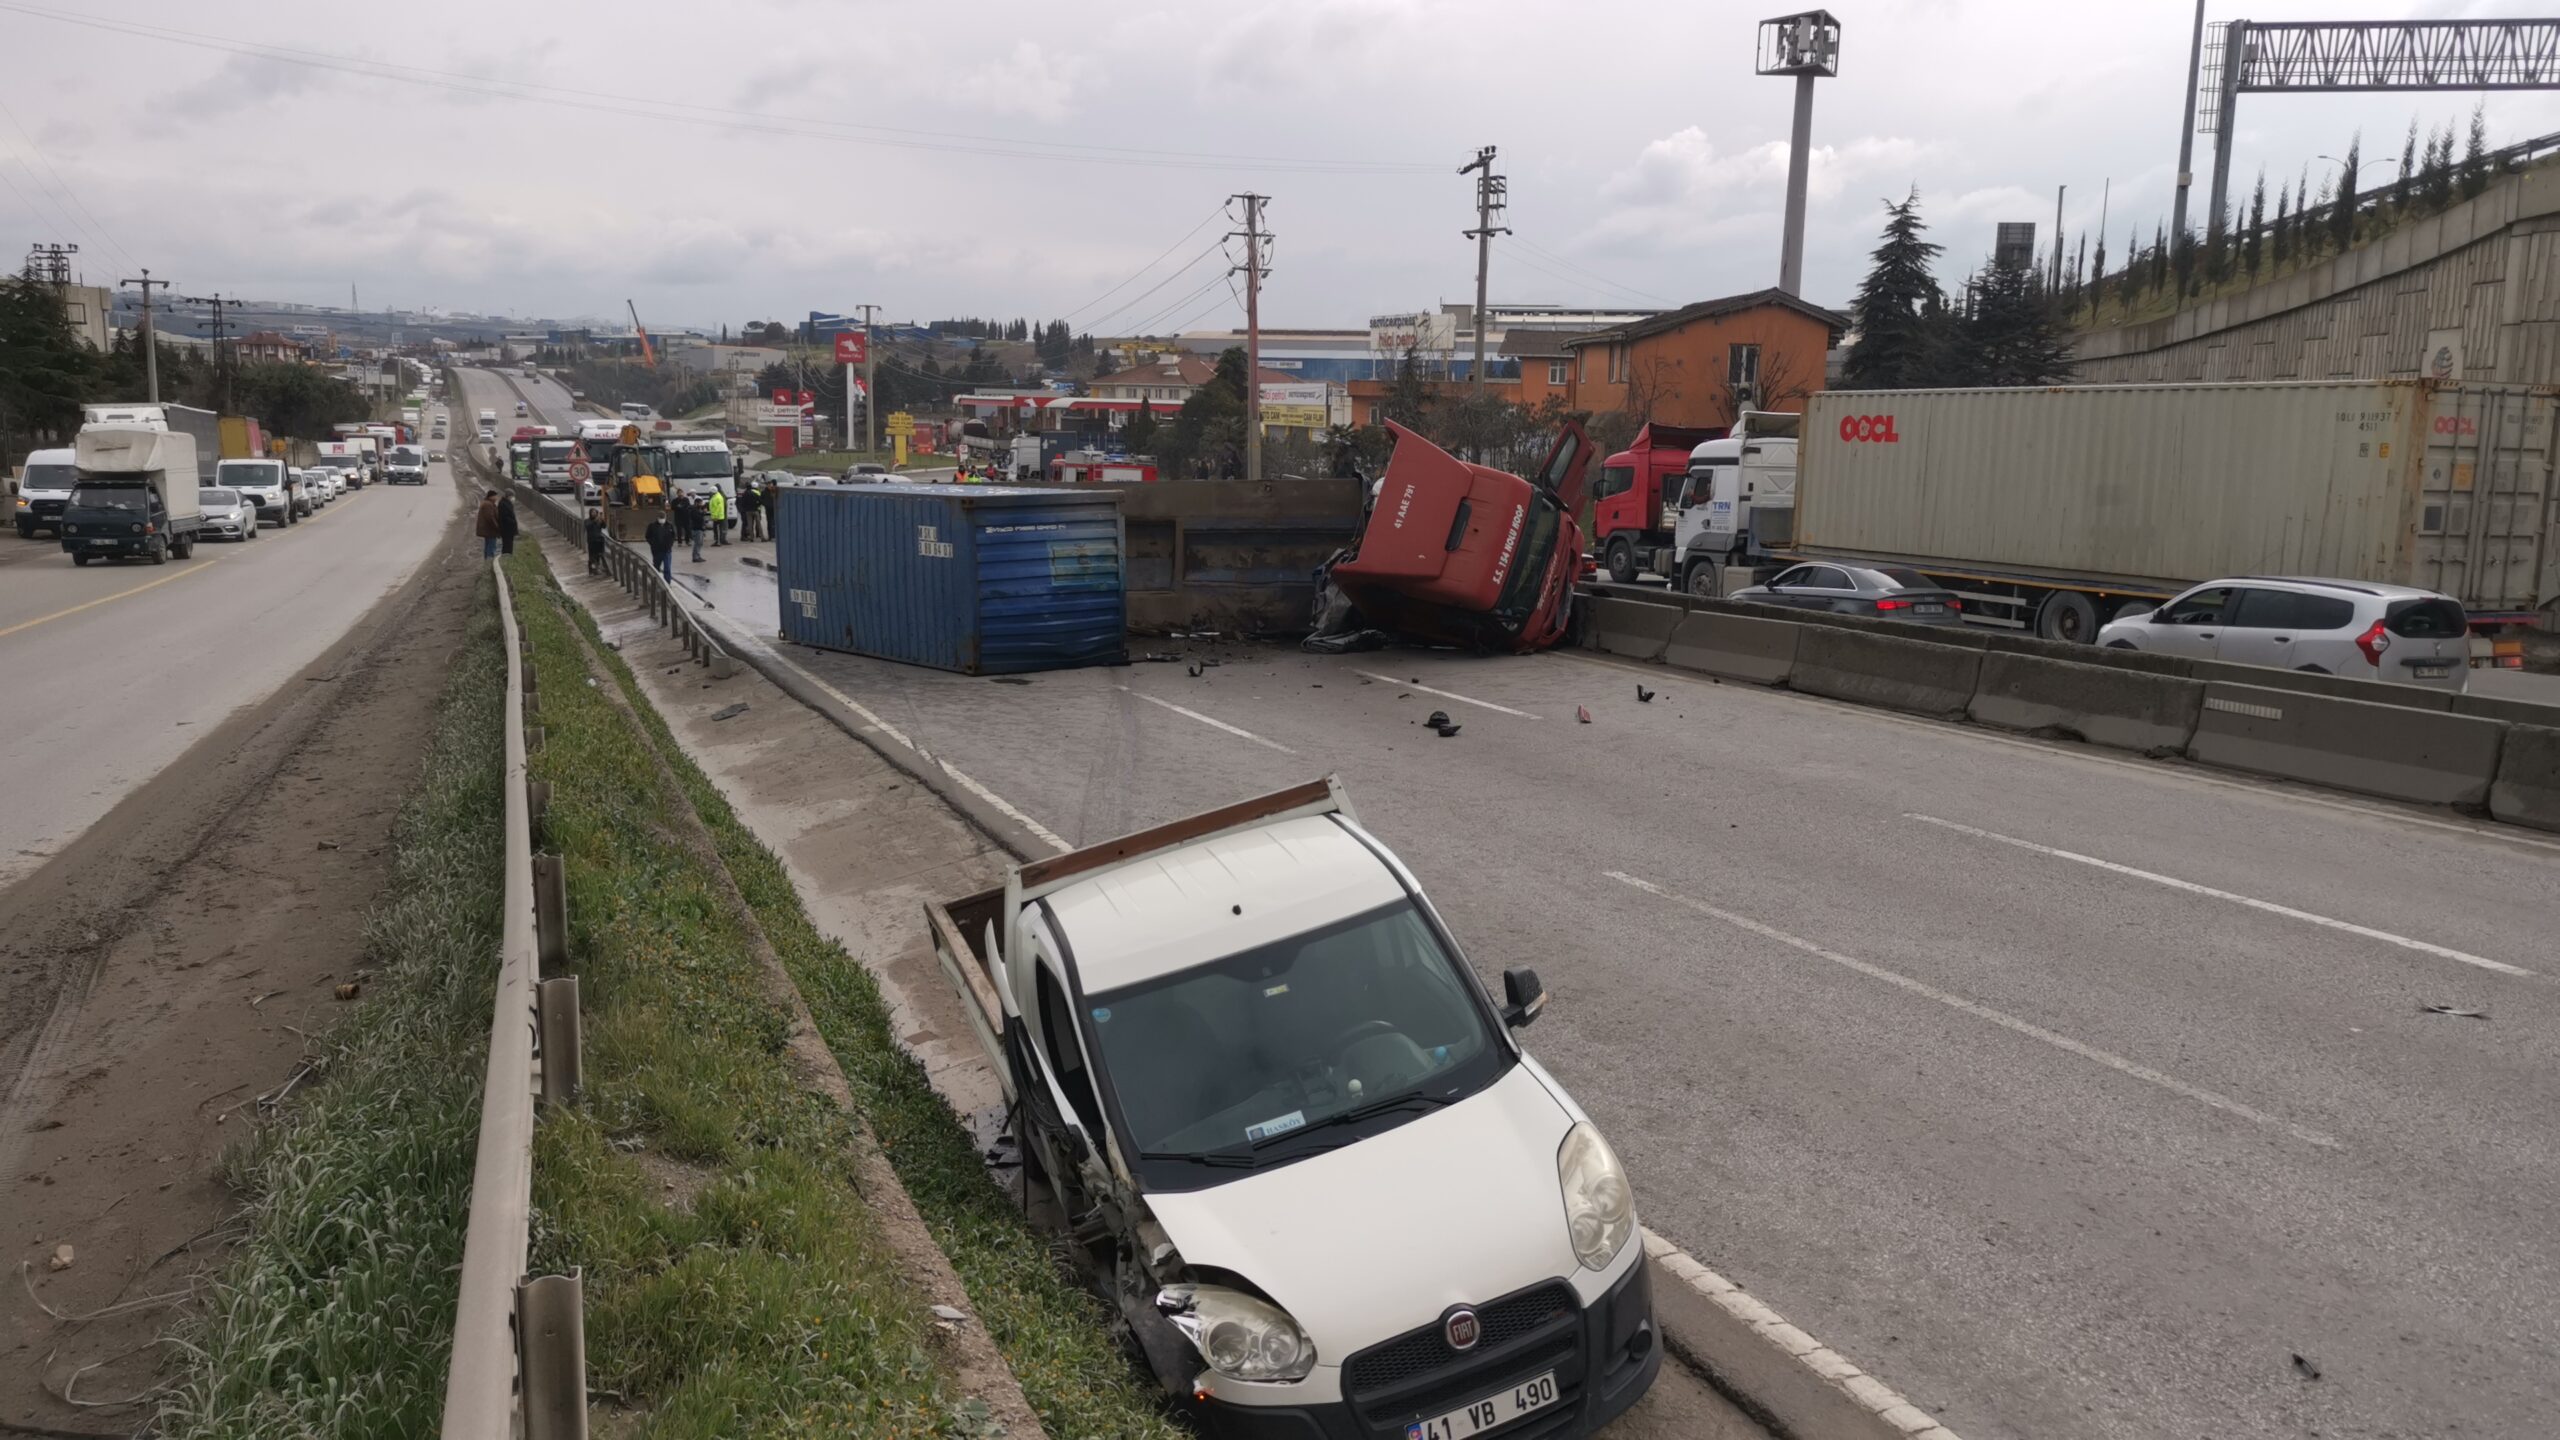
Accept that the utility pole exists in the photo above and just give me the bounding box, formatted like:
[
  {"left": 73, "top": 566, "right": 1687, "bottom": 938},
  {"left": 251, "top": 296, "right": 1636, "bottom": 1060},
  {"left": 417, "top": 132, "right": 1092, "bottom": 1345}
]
[
  {"left": 1230, "top": 193, "right": 1270, "bottom": 481},
  {"left": 121, "top": 268, "right": 169, "bottom": 403},
  {"left": 185, "top": 292, "right": 232, "bottom": 412},
  {"left": 2171, "top": 0, "right": 2207, "bottom": 246},
  {"left": 1459, "top": 146, "right": 1508, "bottom": 392},
  {"left": 2051, "top": 186, "right": 2066, "bottom": 291},
  {"left": 859, "top": 303, "right": 880, "bottom": 456}
]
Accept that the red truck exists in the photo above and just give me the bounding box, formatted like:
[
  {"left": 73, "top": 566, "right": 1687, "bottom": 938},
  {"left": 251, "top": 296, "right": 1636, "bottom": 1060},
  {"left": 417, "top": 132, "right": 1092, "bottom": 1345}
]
[
  {"left": 1591, "top": 422, "right": 1723, "bottom": 584},
  {"left": 1326, "top": 420, "right": 1593, "bottom": 652}
]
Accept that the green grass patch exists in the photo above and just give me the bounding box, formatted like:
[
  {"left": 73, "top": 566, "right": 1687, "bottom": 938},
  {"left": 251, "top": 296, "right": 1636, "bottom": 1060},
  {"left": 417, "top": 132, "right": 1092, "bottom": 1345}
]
[
  {"left": 503, "top": 547, "right": 1000, "bottom": 1437},
  {"left": 159, "top": 571, "right": 507, "bottom": 1439},
  {"left": 504, "top": 542, "right": 1186, "bottom": 1440}
]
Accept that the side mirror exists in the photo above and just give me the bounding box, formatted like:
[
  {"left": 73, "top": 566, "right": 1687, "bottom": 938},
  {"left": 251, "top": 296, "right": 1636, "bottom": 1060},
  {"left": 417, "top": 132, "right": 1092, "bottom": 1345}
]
[{"left": 1501, "top": 967, "right": 1548, "bottom": 1029}]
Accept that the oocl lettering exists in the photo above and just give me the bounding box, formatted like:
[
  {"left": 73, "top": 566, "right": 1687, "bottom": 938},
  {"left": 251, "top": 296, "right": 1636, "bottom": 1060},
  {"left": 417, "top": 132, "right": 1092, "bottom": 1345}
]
[
  {"left": 1838, "top": 414, "right": 1901, "bottom": 443},
  {"left": 2432, "top": 414, "right": 2479, "bottom": 436}
]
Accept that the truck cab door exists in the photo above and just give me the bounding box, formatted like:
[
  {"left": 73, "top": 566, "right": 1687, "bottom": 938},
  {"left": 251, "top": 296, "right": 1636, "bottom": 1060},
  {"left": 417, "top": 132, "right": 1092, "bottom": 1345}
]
[{"left": 1533, "top": 419, "right": 1593, "bottom": 513}]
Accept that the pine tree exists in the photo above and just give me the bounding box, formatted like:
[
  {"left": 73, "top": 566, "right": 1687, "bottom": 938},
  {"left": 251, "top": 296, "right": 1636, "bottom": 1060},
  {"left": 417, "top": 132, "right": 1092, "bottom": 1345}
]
[
  {"left": 2461, "top": 102, "right": 2492, "bottom": 199},
  {"left": 2331, "top": 134, "right": 2361, "bottom": 253},
  {"left": 2173, "top": 226, "right": 2197, "bottom": 297},
  {"left": 1948, "top": 256, "right": 2075, "bottom": 386},
  {"left": 2150, "top": 222, "right": 2169, "bottom": 293},
  {"left": 2423, "top": 123, "right": 2456, "bottom": 210},
  {"left": 2245, "top": 173, "right": 2267, "bottom": 278},
  {"left": 1842, "top": 189, "right": 1951, "bottom": 390},
  {"left": 2396, "top": 118, "right": 2420, "bottom": 214},
  {"left": 2119, "top": 230, "right": 2143, "bottom": 307},
  {"left": 2089, "top": 234, "right": 2108, "bottom": 319}
]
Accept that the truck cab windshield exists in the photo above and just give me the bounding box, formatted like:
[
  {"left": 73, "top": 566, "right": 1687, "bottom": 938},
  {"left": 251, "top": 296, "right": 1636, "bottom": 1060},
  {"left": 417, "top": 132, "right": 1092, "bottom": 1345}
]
[
  {"left": 667, "top": 451, "right": 731, "bottom": 479},
  {"left": 1086, "top": 900, "right": 1507, "bottom": 1189},
  {"left": 21, "top": 464, "right": 75, "bottom": 492},
  {"left": 1492, "top": 492, "right": 1563, "bottom": 621},
  {"left": 70, "top": 486, "right": 148, "bottom": 511}
]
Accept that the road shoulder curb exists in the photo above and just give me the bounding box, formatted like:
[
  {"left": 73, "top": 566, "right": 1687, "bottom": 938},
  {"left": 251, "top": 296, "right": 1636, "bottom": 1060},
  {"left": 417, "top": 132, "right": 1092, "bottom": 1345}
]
[{"left": 1643, "top": 1228, "right": 1962, "bottom": 1440}]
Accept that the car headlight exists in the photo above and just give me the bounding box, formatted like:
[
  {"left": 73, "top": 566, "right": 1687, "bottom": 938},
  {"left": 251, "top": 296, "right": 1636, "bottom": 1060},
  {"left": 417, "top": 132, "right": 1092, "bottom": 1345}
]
[
  {"left": 1558, "top": 1122, "right": 1634, "bottom": 1270},
  {"left": 1157, "top": 1284, "right": 1316, "bottom": 1383}
]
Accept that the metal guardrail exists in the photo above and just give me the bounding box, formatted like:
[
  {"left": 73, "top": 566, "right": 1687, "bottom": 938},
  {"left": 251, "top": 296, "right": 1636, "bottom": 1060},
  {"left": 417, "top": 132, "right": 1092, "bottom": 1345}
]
[
  {"left": 512, "top": 478, "right": 736, "bottom": 679},
  {"left": 439, "top": 547, "right": 588, "bottom": 1440}
]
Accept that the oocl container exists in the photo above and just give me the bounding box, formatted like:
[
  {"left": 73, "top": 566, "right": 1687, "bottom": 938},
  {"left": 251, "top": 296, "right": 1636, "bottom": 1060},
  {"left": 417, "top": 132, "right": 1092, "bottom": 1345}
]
[{"left": 773, "top": 483, "right": 1127, "bottom": 674}]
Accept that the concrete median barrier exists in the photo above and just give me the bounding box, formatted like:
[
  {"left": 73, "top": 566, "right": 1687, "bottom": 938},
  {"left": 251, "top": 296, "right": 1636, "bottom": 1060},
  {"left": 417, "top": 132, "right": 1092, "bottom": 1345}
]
[
  {"left": 1789, "top": 626, "right": 1983, "bottom": 717},
  {"left": 1966, "top": 651, "right": 2205, "bottom": 754},
  {"left": 2455, "top": 691, "right": 2560, "bottom": 727},
  {"left": 2187, "top": 682, "right": 2507, "bottom": 807},
  {"left": 2490, "top": 723, "right": 2560, "bottom": 831},
  {"left": 1661, "top": 610, "right": 1800, "bottom": 685},
  {"left": 1582, "top": 595, "right": 1684, "bottom": 662},
  {"left": 2184, "top": 658, "right": 2457, "bottom": 709}
]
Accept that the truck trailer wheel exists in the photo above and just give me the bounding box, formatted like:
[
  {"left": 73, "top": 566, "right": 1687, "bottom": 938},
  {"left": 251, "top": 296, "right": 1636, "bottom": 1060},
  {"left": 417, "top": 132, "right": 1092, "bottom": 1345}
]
[
  {"left": 1605, "top": 538, "right": 1637, "bottom": 585},
  {"left": 2035, "top": 591, "right": 2099, "bottom": 643},
  {"left": 1682, "top": 559, "right": 1720, "bottom": 598}
]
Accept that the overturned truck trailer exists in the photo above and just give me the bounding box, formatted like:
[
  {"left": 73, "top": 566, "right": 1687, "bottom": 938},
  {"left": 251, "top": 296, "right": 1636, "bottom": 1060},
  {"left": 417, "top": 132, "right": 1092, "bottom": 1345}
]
[{"left": 1078, "top": 477, "right": 1366, "bottom": 636}]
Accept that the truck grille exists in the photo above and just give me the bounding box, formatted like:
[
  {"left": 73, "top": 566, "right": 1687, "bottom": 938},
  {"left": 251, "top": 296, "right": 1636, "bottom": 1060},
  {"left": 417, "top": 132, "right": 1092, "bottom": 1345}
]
[{"left": 1342, "top": 1281, "right": 1576, "bottom": 1394}]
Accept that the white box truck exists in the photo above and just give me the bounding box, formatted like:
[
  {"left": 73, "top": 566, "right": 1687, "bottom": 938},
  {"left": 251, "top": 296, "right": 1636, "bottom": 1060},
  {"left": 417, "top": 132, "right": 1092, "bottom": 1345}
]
[
  {"left": 62, "top": 425, "right": 201, "bottom": 564},
  {"left": 1677, "top": 381, "right": 2560, "bottom": 646}
]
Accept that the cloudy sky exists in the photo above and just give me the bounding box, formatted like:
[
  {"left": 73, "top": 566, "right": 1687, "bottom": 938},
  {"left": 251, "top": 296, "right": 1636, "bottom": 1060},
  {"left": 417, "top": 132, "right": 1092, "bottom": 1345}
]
[{"left": 7, "top": 0, "right": 2560, "bottom": 332}]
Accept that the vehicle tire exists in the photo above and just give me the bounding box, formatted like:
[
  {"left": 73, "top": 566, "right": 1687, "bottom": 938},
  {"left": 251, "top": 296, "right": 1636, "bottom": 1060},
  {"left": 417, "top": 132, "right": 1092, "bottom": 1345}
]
[
  {"left": 1682, "top": 558, "right": 1719, "bottom": 598},
  {"left": 173, "top": 536, "right": 194, "bottom": 559},
  {"left": 148, "top": 540, "right": 167, "bottom": 565},
  {"left": 2035, "top": 590, "right": 2100, "bottom": 643},
  {"left": 13, "top": 520, "right": 30, "bottom": 540},
  {"left": 72, "top": 553, "right": 90, "bottom": 566},
  {"left": 1605, "top": 538, "right": 1637, "bottom": 585}
]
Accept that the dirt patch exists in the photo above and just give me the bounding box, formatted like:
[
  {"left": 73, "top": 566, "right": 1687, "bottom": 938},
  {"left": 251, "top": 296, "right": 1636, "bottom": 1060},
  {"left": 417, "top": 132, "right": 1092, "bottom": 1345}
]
[{"left": 0, "top": 484, "right": 482, "bottom": 1432}]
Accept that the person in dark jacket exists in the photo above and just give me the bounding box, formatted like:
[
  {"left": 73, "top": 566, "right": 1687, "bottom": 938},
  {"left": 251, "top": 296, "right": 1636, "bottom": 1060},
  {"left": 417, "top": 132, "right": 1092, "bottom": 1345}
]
[
  {"left": 737, "top": 478, "right": 762, "bottom": 541},
  {"left": 762, "top": 479, "right": 780, "bottom": 542},
  {"left": 474, "top": 491, "right": 501, "bottom": 559},
  {"left": 497, "top": 493, "right": 520, "bottom": 555},
  {"left": 584, "top": 508, "right": 608, "bottom": 574},
  {"left": 644, "top": 513, "right": 676, "bottom": 582},
  {"left": 681, "top": 491, "right": 705, "bottom": 561}
]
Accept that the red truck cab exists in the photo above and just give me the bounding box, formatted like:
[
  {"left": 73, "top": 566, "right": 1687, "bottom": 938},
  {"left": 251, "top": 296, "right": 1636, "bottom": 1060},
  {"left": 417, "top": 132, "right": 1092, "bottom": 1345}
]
[
  {"left": 1591, "top": 423, "right": 1723, "bottom": 583},
  {"left": 1329, "top": 420, "right": 1592, "bottom": 652}
]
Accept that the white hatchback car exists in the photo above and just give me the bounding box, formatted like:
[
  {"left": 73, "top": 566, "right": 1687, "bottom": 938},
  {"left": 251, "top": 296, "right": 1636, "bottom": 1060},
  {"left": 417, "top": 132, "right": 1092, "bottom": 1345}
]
[{"left": 2099, "top": 576, "right": 2470, "bottom": 692}]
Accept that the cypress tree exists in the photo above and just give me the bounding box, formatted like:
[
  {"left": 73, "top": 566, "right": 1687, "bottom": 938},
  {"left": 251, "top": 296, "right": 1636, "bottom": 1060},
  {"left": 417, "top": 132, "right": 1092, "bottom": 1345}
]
[
  {"left": 2245, "top": 172, "right": 2267, "bottom": 278},
  {"left": 2461, "top": 103, "right": 2492, "bottom": 199},
  {"left": 2396, "top": 117, "right": 2420, "bottom": 214},
  {"left": 2331, "top": 135, "right": 2361, "bottom": 253},
  {"left": 2151, "top": 222, "right": 2169, "bottom": 293}
]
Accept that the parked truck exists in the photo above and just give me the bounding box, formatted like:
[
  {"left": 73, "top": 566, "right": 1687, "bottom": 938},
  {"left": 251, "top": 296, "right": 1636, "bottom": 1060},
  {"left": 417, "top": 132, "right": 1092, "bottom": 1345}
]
[
  {"left": 216, "top": 414, "right": 268, "bottom": 463},
  {"left": 927, "top": 778, "right": 1657, "bottom": 1437},
  {"left": 1673, "top": 381, "right": 2560, "bottom": 647},
  {"left": 61, "top": 423, "right": 202, "bottom": 564},
  {"left": 1591, "top": 422, "right": 1724, "bottom": 584},
  {"left": 1323, "top": 420, "right": 1593, "bottom": 653}
]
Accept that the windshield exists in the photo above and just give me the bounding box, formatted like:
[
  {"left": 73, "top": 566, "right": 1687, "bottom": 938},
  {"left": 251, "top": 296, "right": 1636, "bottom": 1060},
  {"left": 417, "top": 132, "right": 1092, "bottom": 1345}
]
[
  {"left": 582, "top": 437, "right": 618, "bottom": 464},
  {"left": 22, "top": 462, "right": 75, "bottom": 491},
  {"left": 667, "top": 451, "right": 731, "bottom": 478},
  {"left": 391, "top": 448, "right": 422, "bottom": 465},
  {"left": 71, "top": 486, "right": 148, "bottom": 511},
  {"left": 315, "top": 457, "right": 356, "bottom": 471},
  {"left": 1492, "top": 491, "right": 1563, "bottom": 622},
  {"left": 216, "top": 462, "right": 280, "bottom": 487},
  {"left": 536, "top": 442, "right": 575, "bottom": 462},
  {"left": 1087, "top": 899, "right": 1505, "bottom": 1188},
  {"left": 199, "top": 488, "right": 239, "bottom": 504}
]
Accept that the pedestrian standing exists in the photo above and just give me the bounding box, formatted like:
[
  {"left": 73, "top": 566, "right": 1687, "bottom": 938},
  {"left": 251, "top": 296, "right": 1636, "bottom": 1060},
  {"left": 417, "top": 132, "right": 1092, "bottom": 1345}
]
[
  {"left": 764, "top": 479, "right": 781, "bottom": 543},
  {"left": 737, "top": 478, "right": 762, "bottom": 541},
  {"left": 645, "top": 512, "right": 676, "bottom": 583},
  {"left": 685, "top": 492, "right": 705, "bottom": 562},
  {"left": 474, "top": 491, "right": 501, "bottom": 559},
  {"left": 708, "top": 485, "right": 729, "bottom": 546},
  {"left": 584, "top": 507, "right": 608, "bottom": 575},
  {"left": 497, "top": 493, "right": 520, "bottom": 555}
]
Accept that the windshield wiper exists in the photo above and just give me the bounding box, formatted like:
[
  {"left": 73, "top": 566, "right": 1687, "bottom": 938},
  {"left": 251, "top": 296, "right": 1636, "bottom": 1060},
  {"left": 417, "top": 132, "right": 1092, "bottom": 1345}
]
[
  {"left": 1250, "top": 1091, "right": 1455, "bottom": 1150},
  {"left": 1139, "top": 1147, "right": 1264, "bottom": 1170}
]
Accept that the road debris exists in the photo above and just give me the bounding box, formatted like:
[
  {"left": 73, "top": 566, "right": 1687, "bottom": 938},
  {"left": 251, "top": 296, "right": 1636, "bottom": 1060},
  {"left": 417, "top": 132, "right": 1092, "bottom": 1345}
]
[
  {"left": 1636, "top": 685, "right": 1655, "bottom": 703},
  {"left": 929, "top": 1304, "right": 968, "bottom": 1323},
  {"left": 709, "top": 703, "right": 750, "bottom": 722},
  {"left": 1576, "top": 705, "right": 1593, "bottom": 724},
  {"left": 334, "top": 981, "right": 362, "bottom": 1001},
  {"left": 315, "top": 839, "right": 341, "bottom": 851},
  {"left": 2420, "top": 1004, "right": 2489, "bottom": 1019},
  {"left": 1423, "top": 710, "right": 1462, "bottom": 738},
  {"left": 2291, "top": 1353, "right": 2322, "bottom": 1381},
  {"left": 47, "top": 1244, "right": 73, "bottom": 1272}
]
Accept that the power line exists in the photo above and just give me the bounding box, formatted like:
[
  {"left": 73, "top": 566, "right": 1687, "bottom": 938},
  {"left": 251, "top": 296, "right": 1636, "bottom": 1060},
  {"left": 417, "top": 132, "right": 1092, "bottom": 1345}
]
[
  {"left": 1121, "top": 270, "right": 1229, "bottom": 336},
  {"left": 1057, "top": 205, "right": 1227, "bottom": 323},
  {"left": 1078, "top": 238, "right": 1228, "bottom": 331},
  {"left": 0, "top": 3, "right": 1444, "bottom": 176},
  {"left": 0, "top": 94, "right": 137, "bottom": 273}
]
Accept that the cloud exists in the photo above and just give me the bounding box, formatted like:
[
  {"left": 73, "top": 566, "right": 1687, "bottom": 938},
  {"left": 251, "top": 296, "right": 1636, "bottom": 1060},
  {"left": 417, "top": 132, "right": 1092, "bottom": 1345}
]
[
  {"left": 1578, "top": 127, "right": 1934, "bottom": 255},
  {"left": 147, "top": 51, "right": 336, "bottom": 125}
]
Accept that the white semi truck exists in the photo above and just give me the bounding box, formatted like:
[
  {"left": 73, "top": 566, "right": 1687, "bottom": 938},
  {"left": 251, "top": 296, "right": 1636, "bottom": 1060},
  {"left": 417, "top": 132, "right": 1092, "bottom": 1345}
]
[{"left": 1674, "top": 380, "right": 2560, "bottom": 649}]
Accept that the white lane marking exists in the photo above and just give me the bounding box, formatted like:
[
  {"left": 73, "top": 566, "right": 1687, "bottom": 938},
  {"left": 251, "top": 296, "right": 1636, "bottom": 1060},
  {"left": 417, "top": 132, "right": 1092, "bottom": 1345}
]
[
  {"left": 1906, "top": 814, "right": 2533, "bottom": 978},
  {"left": 1354, "top": 669, "right": 1541, "bottom": 720},
  {"left": 753, "top": 641, "right": 1071, "bottom": 853},
  {"left": 1559, "top": 649, "right": 2560, "bottom": 858},
  {"left": 1118, "top": 687, "right": 1298, "bottom": 754},
  {"left": 1605, "top": 870, "right": 2344, "bottom": 1149}
]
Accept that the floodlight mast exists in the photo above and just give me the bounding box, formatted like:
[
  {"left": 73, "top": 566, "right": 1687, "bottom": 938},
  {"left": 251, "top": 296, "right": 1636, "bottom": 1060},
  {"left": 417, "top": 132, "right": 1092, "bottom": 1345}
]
[{"left": 1759, "top": 11, "right": 1842, "bottom": 297}]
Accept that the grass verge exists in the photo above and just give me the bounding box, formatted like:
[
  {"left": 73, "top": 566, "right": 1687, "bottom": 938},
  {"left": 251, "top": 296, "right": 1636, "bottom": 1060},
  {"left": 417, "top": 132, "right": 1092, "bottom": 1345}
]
[
  {"left": 505, "top": 541, "right": 1185, "bottom": 1439},
  {"left": 507, "top": 545, "right": 1018, "bottom": 1437},
  {"left": 159, "top": 569, "right": 505, "bottom": 1439}
]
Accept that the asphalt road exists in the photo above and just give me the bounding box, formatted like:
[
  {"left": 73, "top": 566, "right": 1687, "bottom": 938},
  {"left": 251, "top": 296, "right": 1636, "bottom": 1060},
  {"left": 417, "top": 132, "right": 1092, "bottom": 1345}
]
[
  {"left": 0, "top": 459, "right": 461, "bottom": 889},
  {"left": 662, "top": 539, "right": 2559, "bottom": 1440}
]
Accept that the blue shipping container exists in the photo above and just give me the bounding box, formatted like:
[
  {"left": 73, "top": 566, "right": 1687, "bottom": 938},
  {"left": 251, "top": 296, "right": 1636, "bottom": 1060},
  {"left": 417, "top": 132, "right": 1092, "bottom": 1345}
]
[{"left": 772, "top": 484, "right": 1127, "bottom": 674}]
